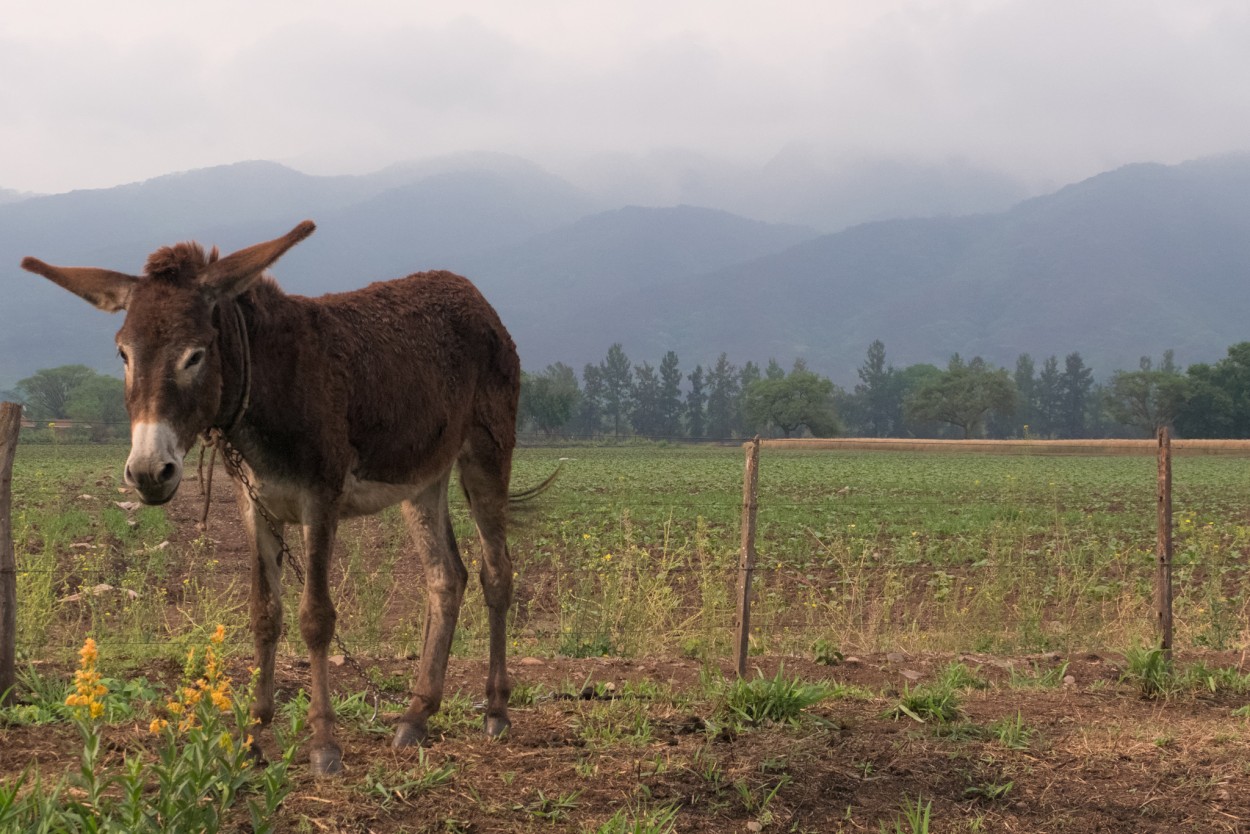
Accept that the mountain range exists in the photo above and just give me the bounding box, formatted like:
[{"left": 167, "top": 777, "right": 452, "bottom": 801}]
[{"left": 3, "top": 152, "right": 1249, "bottom": 391}]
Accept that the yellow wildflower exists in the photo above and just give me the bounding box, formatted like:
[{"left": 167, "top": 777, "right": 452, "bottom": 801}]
[
  {"left": 211, "top": 624, "right": 227, "bottom": 645},
  {"left": 149, "top": 718, "right": 169, "bottom": 734},
  {"left": 66, "top": 637, "right": 106, "bottom": 721}
]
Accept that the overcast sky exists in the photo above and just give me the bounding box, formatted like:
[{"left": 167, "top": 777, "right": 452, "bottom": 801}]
[{"left": 3, "top": 0, "right": 1249, "bottom": 195}]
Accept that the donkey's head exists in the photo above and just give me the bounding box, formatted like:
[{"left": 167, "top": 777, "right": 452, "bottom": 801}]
[{"left": 21, "top": 221, "right": 315, "bottom": 504}]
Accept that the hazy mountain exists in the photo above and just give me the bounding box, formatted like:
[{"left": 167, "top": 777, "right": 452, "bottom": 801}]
[
  {"left": 563, "top": 148, "right": 1029, "bottom": 232},
  {"left": 0, "top": 156, "right": 596, "bottom": 385},
  {"left": 6, "top": 153, "right": 1250, "bottom": 396},
  {"left": 577, "top": 155, "right": 1250, "bottom": 384},
  {"left": 462, "top": 205, "right": 816, "bottom": 329},
  {"left": 0, "top": 188, "right": 35, "bottom": 206}
]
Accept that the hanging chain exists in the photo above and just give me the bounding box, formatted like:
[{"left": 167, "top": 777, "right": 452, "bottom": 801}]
[{"left": 202, "top": 428, "right": 396, "bottom": 717}]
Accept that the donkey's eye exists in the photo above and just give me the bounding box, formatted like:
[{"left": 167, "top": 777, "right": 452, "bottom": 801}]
[
  {"left": 118, "top": 347, "right": 129, "bottom": 366},
  {"left": 184, "top": 350, "right": 205, "bottom": 370}
]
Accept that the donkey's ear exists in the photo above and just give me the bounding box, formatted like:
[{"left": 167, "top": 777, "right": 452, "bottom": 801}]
[
  {"left": 20, "top": 258, "right": 138, "bottom": 313},
  {"left": 199, "top": 220, "right": 315, "bottom": 299}
]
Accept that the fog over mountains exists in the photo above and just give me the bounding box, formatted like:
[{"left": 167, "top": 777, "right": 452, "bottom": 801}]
[{"left": 3, "top": 152, "right": 1248, "bottom": 391}]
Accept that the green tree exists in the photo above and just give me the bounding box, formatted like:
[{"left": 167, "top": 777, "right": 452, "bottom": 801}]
[
  {"left": 600, "top": 344, "right": 633, "bottom": 438},
  {"left": 686, "top": 365, "right": 707, "bottom": 439},
  {"left": 1011, "top": 354, "right": 1036, "bottom": 437},
  {"left": 896, "top": 363, "right": 944, "bottom": 436},
  {"left": 67, "top": 374, "right": 127, "bottom": 440},
  {"left": 906, "top": 355, "right": 1016, "bottom": 439},
  {"left": 15, "top": 365, "right": 99, "bottom": 420},
  {"left": 1034, "top": 355, "right": 1063, "bottom": 438},
  {"left": 743, "top": 361, "right": 840, "bottom": 438},
  {"left": 705, "top": 353, "right": 740, "bottom": 439},
  {"left": 630, "top": 362, "right": 662, "bottom": 438},
  {"left": 1176, "top": 343, "right": 1250, "bottom": 437},
  {"left": 658, "top": 351, "right": 684, "bottom": 438},
  {"left": 519, "top": 363, "right": 581, "bottom": 436},
  {"left": 854, "top": 340, "right": 905, "bottom": 437},
  {"left": 574, "top": 363, "right": 605, "bottom": 437},
  {"left": 1060, "top": 352, "right": 1094, "bottom": 438},
  {"left": 738, "top": 361, "right": 762, "bottom": 435},
  {"left": 1104, "top": 353, "right": 1188, "bottom": 435}
]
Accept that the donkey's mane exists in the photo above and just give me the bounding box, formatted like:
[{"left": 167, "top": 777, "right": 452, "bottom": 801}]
[{"left": 143, "top": 242, "right": 220, "bottom": 284}]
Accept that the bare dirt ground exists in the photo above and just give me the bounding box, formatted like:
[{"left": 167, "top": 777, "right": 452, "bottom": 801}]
[{"left": 6, "top": 464, "right": 1250, "bottom": 832}]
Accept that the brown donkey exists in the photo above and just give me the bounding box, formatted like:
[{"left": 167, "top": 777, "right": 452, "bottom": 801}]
[{"left": 22, "top": 221, "right": 523, "bottom": 774}]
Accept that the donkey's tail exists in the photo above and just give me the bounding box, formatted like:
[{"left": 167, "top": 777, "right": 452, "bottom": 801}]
[{"left": 509, "top": 462, "right": 563, "bottom": 504}]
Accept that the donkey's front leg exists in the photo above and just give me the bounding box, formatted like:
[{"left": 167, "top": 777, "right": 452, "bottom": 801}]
[
  {"left": 300, "top": 510, "right": 342, "bottom": 775},
  {"left": 236, "top": 490, "right": 284, "bottom": 740}
]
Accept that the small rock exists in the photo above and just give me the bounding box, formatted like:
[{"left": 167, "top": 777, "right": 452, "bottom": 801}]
[
  {"left": 328, "top": 655, "right": 345, "bottom": 667},
  {"left": 1063, "top": 675, "right": 1077, "bottom": 687},
  {"left": 886, "top": 652, "right": 906, "bottom": 664},
  {"left": 747, "top": 822, "right": 763, "bottom": 833},
  {"left": 114, "top": 501, "right": 140, "bottom": 512},
  {"left": 519, "top": 657, "right": 545, "bottom": 666},
  {"left": 78, "top": 494, "right": 95, "bottom": 501},
  {"left": 901, "top": 669, "right": 923, "bottom": 682},
  {"left": 843, "top": 656, "right": 862, "bottom": 664}
]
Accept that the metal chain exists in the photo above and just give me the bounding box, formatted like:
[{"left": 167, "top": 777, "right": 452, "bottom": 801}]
[{"left": 202, "top": 428, "right": 397, "bottom": 717}]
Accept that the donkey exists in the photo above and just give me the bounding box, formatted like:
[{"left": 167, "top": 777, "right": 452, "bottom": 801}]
[{"left": 22, "top": 221, "right": 524, "bottom": 774}]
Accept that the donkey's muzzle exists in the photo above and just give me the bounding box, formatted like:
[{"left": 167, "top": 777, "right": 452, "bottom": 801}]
[{"left": 125, "top": 421, "right": 184, "bottom": 505}]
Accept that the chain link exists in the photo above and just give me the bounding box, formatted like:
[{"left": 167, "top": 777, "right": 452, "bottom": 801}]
[{"left": 203, "top": 429, "right": 398, "bottom": 717}]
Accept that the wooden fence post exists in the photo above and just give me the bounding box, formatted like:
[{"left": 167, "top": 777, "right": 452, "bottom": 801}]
[
  {"left": 1156, "top": 426, "right": 1173, "bottom": 661},
  {"left": 0, "top": 402, "right": 21, "bottom": 704},
  {"left": 734, "top": 436, "right": 761, "bottom": 677}
]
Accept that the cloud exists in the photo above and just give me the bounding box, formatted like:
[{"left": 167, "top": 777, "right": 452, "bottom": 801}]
[{"left": 3, "top": 0, "right": 1250, "bottom": 193}]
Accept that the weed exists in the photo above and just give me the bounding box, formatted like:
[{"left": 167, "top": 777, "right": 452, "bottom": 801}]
[
  {"left": 989, "top": 711, "right": 1033, "bottom": 750},
  {"left": 937, "top": 661, "right": 987, "bottom": 692},
  {"left": 510, "top": 679, "right": 547, "bottom": 706},
  {"left": 719, "top": 666, "right": 833, "bottom": 728},
  {"left": 886, "top": 684, "right": 962, "bottom": 724},
  {"left": 359, "top": 749, "right": 456, "bottom": 808},
  {"left": 430, "top": 691, "right": 478, "bottom": 736},
  {"left": 516, "top": 789, "right": 581, "bottom": 822},
  {"left": 577, "top": 700, "right": 653, "bottom": 748},
  {"left": 1122, "top": 645, "right": 1174, "bottom": 699},
  {"left": 1009, "top": 660, "right": 1070, "bottom": 689},
  {"left": 880, "top": 795, "right": 932, "bottom": 834},
  {"left": 963, "top": 781, "right": 1014, "bottom": 803},
  {"left": 590, "top": 801, "right": 679, "bottom": 834},
  {"left": 813, "top": 637, "right": 844, "bottom": 666},
  {"left": 734, "top": 775, "right": 790, "bottom": 827}
]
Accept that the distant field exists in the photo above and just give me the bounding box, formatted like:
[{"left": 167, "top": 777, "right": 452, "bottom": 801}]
[{"left": 8, "top": 441, "right": 1250, "bottom": 661}]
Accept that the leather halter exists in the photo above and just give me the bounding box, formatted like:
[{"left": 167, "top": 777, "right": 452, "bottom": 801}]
[{"left": 212, "top": 298, "right": 252, "bottom": 436}]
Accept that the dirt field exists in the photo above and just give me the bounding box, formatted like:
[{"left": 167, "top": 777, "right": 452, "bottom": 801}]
[{"left": 6, "top": 462, "right": 1250, "bottom": 832}]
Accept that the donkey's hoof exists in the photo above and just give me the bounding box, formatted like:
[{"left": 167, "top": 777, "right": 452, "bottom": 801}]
[
  {"left": 309, "top": 744, "right": 343, "bottom": 776},
  {"left": 484, "top": 714, "right": 511, "bottom": 739},
  {"left": 248, "top": 737, "right": 269, "bottom": 768},
  {"left": 392, "top": 721, "right": 428, "bottom": 749}
]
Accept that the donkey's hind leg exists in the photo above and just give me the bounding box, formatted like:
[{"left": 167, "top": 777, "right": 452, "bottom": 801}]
[
  {"left": 459, "top": 436, "right": 514, "bottom": 738},
  {"left": 394, "top": 474, "right": 467, "bottom": 748}
]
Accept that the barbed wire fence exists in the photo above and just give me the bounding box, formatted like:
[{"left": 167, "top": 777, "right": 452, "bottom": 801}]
[{"left": 3, "top": 417, "right": 1249, "bottom": 681}]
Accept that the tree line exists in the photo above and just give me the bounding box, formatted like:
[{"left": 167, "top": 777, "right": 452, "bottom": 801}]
[
  {"left": 522, "top": 341, "right": 1250, "bottom": 440},
  {"left": 7, "top": 340, "right": 1250, "bottom": 442},
  {"left": 1, "top": 365, "right": 127, "bottom": 441}
]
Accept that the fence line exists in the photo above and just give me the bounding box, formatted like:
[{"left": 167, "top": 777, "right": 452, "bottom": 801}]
[{"left": 5, "top": 434, "right": 1249, "bottom": 673}]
